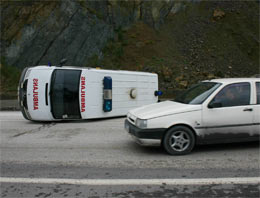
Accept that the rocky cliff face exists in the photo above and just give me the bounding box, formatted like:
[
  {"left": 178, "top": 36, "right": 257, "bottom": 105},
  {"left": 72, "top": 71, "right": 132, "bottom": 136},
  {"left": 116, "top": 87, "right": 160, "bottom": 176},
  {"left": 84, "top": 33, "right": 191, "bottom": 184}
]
[
  {"left": 1, "top": 0, "right": 259, "bottom": 98},
  {"left": 1, "top": 0, "right": 175, "bottom": 68}
]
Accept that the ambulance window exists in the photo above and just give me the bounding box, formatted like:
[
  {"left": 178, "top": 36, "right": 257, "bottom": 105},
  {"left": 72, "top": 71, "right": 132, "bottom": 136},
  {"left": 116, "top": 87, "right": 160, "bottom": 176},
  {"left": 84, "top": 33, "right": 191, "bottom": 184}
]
[
  {"left": 22, "top": 80, "right": 28, "bottom": 109},
  {"left": 50, "top": 69, "right": 81, "bottom": 119}
]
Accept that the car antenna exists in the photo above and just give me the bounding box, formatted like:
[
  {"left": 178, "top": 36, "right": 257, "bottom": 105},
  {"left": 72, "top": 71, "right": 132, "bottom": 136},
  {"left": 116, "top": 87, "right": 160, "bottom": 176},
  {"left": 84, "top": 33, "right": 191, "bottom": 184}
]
[{"left": 58, "top": 58, "right": 67, "bottom": 67}]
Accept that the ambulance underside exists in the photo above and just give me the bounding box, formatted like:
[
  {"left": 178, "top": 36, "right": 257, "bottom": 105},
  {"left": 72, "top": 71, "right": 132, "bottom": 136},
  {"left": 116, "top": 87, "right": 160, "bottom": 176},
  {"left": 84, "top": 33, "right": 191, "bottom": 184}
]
[{"left": 80, "top": 70, "right": 158, "bottom": 119}]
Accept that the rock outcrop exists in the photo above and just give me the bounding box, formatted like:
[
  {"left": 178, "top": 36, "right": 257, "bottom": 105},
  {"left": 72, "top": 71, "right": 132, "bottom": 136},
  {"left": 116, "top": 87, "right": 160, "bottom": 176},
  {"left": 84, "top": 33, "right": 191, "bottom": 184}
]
[{"left": 1, "top": 0, "right": 175, "bottom": 68}]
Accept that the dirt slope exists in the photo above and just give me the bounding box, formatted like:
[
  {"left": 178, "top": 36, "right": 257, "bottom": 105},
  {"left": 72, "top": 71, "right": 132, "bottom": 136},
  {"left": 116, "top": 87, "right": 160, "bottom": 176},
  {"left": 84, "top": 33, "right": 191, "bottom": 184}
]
[{"left": 100, "top": 1, "right": 259, "bottom": 96}]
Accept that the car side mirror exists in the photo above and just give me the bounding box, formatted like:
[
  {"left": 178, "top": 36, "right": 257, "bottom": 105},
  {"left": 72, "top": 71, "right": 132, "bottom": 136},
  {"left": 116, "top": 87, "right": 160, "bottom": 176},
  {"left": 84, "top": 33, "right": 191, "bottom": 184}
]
[{"left": 208, "top": 101, "right": 222, "bottom": 109}]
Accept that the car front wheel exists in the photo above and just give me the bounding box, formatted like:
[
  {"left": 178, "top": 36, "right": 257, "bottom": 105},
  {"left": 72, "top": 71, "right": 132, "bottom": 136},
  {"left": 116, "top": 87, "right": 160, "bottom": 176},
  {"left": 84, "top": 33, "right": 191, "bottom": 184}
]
[{"left": 163, "top": 126, "right": 195, "bottom": 155}]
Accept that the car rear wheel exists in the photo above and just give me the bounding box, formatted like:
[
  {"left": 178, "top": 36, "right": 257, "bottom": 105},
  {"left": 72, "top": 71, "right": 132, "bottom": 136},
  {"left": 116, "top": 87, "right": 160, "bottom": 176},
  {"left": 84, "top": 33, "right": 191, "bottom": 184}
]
[{"left": 163, "top": 126, "right": 195, "bottom": 155}]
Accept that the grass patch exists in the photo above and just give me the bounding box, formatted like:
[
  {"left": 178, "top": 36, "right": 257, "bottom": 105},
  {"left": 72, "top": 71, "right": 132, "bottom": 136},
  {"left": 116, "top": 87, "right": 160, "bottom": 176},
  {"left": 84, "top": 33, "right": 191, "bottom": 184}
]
[{"left": 0, "top": 62, "right": 21, "bottom": 99}]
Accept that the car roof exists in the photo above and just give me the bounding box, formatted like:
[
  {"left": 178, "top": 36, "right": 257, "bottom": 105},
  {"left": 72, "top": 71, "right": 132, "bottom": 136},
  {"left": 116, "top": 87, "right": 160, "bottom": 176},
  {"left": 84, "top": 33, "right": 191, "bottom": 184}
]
[{"left": 203, "top": 78, "right": 260, "bottom": 84}]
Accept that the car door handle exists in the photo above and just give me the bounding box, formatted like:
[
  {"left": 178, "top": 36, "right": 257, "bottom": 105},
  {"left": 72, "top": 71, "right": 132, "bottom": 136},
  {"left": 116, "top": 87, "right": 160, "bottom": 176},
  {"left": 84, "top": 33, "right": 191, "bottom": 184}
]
[{"left": 243, "top": 108, "right": 253, "bottom": 112}]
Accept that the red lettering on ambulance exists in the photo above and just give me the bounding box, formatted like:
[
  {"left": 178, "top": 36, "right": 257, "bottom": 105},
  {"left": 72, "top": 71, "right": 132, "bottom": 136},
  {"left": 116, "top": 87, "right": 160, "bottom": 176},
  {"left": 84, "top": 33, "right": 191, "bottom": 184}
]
[
  {"left": 33, "top": 79, "right": 39, "bottom": 110},
  {"left": 81, "top": 77, "right": 86, "bottom": 112}
]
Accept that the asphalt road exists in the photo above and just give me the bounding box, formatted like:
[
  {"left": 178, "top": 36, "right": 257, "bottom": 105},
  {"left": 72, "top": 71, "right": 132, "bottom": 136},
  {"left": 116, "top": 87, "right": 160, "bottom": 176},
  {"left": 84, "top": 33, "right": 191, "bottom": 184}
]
[{"left": 0, "top": 111, "right": 259, "bottom": 197}]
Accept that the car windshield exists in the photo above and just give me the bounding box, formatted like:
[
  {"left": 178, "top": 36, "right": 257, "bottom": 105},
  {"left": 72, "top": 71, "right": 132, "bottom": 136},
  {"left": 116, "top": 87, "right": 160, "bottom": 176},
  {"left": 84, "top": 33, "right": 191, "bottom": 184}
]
[
  {"left": 175, "top": 82, "right": 221, "bottom": 104},
  {"left": 50, "top": 69, "right": 81, "bottom": 119}
]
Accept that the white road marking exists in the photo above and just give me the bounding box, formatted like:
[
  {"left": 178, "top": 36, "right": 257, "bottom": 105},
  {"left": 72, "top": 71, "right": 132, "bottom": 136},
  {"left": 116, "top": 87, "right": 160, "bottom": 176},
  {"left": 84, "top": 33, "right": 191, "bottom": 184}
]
[
  {"left": 0, "top": 120, "right": 25, "bottom": 122},
  {"left": 0, "top": 177, "right": 259, "bottom": 186}
]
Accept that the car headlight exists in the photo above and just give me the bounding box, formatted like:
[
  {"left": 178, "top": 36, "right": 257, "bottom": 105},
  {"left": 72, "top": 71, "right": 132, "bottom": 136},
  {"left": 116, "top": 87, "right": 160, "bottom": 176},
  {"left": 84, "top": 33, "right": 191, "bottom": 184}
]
[{"left": 135, "top": 118, "right": 147, "bottom": 129}]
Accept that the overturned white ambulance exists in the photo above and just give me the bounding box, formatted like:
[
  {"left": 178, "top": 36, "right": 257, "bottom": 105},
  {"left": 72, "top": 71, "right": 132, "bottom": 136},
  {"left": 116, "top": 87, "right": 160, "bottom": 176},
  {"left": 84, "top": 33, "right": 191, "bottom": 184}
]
[{"left": 18, "top": 65, "right": 160, "bottom": 121}]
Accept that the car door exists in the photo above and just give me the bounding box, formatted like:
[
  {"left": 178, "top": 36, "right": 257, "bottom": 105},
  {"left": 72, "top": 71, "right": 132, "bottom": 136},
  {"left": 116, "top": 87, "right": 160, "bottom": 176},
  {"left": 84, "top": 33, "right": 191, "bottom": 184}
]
[{"left": 201, "top": 82, "right": 254, "bottom": 142}]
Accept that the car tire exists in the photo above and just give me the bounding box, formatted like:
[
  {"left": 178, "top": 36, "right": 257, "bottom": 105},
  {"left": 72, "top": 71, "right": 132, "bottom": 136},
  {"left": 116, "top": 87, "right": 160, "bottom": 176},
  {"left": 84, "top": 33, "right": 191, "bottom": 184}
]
[{"left": 163, "top": 126, "right": 195, "bottom": 155}]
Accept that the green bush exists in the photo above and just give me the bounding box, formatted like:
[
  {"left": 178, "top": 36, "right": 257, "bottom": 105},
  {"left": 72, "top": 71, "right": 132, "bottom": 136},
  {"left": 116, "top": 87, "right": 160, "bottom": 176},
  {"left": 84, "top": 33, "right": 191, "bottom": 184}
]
[{"left": 0, "top": 62, "right": 21, "bottom": 93}]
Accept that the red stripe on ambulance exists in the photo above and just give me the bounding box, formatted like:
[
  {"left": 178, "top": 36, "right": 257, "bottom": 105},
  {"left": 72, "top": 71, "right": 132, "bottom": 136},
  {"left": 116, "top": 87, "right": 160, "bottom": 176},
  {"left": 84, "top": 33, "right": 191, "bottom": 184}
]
[
  {"left": 81, "top": 76, "right": 86, "bottom": 112},
  {"left": 33, "top": 79, "right": 39, "bottom": 110}
]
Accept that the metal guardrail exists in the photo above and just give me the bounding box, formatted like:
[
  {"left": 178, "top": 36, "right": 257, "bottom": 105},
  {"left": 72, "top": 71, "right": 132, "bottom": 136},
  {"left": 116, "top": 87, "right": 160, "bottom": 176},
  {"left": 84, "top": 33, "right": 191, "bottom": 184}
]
[{"left": 0, "top": 100, "right": 20, "bottom": 111}]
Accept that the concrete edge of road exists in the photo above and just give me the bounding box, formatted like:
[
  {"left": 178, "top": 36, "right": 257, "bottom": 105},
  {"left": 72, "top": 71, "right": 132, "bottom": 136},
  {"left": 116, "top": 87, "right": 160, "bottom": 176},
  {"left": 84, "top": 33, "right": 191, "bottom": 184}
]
[
  {"left": 1, "top": 177, "right": 260, "bottom": 186},
  {"left": 0, "top": 100, "right": 20, "bottom": 111}
]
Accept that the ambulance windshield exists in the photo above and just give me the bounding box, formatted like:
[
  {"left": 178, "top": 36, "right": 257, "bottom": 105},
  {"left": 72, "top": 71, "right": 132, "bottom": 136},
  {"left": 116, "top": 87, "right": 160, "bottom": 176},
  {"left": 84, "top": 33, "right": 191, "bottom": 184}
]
[{"left": 50, "top": 69, "right": 81, "bottom": 119}]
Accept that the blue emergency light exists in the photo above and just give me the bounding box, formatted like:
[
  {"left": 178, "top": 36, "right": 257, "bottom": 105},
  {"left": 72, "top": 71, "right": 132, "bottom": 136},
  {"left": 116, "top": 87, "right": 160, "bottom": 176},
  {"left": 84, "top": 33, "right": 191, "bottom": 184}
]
[
  {"left": 103, "top": 76, "right": 112, "bottom": 112},
  {"left": 154, "top": 90, "right": 163, "bottom": 96}
]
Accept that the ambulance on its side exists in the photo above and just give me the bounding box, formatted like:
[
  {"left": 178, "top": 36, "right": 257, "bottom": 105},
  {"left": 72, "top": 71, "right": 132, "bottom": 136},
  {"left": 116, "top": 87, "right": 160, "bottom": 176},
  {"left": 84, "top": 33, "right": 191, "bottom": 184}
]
[{"left": 18, "top": 66, "right": 160, "bottom": 121}]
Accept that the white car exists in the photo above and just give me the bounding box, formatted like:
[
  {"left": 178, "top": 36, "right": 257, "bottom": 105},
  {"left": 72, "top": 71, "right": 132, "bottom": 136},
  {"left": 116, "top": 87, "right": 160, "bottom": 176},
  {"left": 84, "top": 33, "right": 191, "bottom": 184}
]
[{"left": 125, "top": 78, "right": 260, "bottom": 155}]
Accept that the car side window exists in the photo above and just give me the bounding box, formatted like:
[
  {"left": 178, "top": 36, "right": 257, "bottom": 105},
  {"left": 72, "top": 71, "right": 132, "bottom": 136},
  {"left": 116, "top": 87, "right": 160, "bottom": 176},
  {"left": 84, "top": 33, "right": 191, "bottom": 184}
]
[
  {"left": 209, "top": 82, "right": 250, "bottom": 108},
  {"left": 256, "top": 82, "right": 260, "bottom": 104}
]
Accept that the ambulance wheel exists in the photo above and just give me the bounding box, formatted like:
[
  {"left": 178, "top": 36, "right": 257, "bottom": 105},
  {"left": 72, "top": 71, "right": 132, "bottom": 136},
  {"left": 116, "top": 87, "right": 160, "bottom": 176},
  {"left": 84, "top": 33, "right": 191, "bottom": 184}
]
[{"left": 163, "top": 126, "right": 195, "bottom": 155}]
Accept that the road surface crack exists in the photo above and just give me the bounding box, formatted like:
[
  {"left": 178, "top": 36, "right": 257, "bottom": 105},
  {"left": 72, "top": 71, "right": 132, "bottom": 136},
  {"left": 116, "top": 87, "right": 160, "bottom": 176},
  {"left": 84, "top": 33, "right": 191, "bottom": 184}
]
[{"left": 12, "top": 123, "right": 56, "bottom": 138}]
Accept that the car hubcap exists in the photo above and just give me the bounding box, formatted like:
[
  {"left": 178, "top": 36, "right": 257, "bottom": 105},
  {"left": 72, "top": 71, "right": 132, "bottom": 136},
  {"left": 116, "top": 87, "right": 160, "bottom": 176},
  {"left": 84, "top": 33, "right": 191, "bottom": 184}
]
[{"left": 170, "top": 131, "right": 190, "bottom": 152}]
